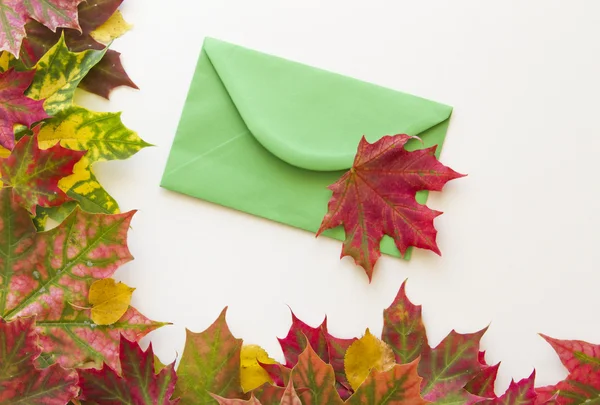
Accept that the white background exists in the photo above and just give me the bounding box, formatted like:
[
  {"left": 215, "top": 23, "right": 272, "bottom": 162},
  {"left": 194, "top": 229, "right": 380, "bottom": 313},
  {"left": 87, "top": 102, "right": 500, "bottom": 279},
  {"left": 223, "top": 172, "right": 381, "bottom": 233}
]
[{"left": 76, "top": 0, "right": 600, "bottom": 395}]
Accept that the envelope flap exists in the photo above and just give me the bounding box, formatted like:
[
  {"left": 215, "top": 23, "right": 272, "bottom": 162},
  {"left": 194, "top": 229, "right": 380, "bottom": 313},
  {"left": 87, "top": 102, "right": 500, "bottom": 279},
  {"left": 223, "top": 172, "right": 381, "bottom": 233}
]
[{"left": 203, "top": 37, "right": 452, "bottom": 171}]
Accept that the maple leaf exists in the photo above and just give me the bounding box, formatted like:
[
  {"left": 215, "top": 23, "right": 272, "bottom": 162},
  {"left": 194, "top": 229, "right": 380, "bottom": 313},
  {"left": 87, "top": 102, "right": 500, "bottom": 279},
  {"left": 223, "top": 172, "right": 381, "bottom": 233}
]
[
  {"left": 38, "top": 105, "right": 151, "bottom": 163},
  {"left": 478, "top": 372, "right": 537, "bottom": 405},
  {"left": 326, "top": 332, "right": 356, "bottom": 399},
  {"left": 465, "top": 358, "right": 501, "bottom": 399},
  {"left": 174, "top": 308, "right": 245, "bottom": 404},
  {"left": 419, "top": 329, "right": 487, "bottom": 404},
  {"left": 20, "top": 0, "right": 137, "bottom": 99},
  {"left": 0, "top": 68, "right": 49, "bottom": 150},
  {"left": 278, "top": 312, "right": 329, "bottom": 367},
  {"left": 317, "top": 134, "right": 465, "bottom": 280},
  {"left": 0, "top": 133, "right": 84, "bottom": 213},
  {"left": 78, "top": 335, "right": 179, "bottom": 405},
  {"left": 26, "top": 33, "right": 106, "bottom": 115},
  {"left": 346, "top": 360, "right": 427, "bottom": 405},
  {"left": 382, "top": 280, "right": 428, "bottom": 364},
  {"left": 290, "top": 344, "right": 343, "bottom": 405},
  {"left": 0, "top": 0, "right": 83, "bottom": 56},
  {"left": 0, "top": 317, "right": 78, "bottom": 404},
  {"left": 0, "top": 187, "right": 163, "bottom": 369},
  {"left": 535, "top": 335, "right": 600, "bottom": 404}
]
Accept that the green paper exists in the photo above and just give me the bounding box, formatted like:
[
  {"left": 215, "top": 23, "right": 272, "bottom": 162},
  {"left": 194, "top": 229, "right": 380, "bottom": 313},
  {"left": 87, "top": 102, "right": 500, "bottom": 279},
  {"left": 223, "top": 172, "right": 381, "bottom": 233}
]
[{"left": 161, "top": 37, "right": 453, "bottom": 259}]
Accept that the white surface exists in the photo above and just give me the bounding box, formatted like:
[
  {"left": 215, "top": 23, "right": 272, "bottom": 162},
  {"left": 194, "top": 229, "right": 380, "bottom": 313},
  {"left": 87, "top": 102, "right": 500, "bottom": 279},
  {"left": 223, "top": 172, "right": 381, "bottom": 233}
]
[{"left": 76, "top": 0, "right": 600, "bottom": 395}]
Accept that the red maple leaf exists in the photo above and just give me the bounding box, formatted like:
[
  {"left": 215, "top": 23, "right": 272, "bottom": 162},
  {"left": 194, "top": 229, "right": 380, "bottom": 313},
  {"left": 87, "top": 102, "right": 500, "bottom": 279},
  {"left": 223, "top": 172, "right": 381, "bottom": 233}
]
[
  {"left": 536, "top": 335, "right": 600, "bottom": 404},
  {"left": 0, "top": 132, "right": 84, "bottom": 213},
  {"left": 0, "top": 69, "right": 49, "bottom": 150},
  {"left": 317, "top": 134, "right": 464, "bottom": 280},
  {"left": 78, "top": 335, "right": 179, "bottom": 404},
  {"left": 0, "top": 317, "right": 78, "bottom": 404}
]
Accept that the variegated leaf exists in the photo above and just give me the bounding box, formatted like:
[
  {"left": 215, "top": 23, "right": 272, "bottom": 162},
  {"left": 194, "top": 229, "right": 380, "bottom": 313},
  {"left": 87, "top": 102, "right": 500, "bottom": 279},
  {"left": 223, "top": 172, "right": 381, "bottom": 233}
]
[
  {"left": 0, "top": 188, "right": 163, "bottom": 370},
  {"left": 174, "top": 308, "right": 245, "bottom": 404},
  {"left": 0, "top": 0, "right": 83, "bottom": 56},
  {"left": 382, "top": 280, "right": 428, "bottom": 364},
  {"left": 346, "top": 360, "right": 427, "bottom": 405},
  {"left": 26, "top": 33, "right": 105, "bottom": 115},
  {"left": 0, "top": 133, "right": 84, "bottom": 213},
  {"left": 290, "top": 344, "right": 343, "bottom": 405},
  {"left": 38, "top": 105, "right": 150, "bottom": 163},
  {"left": 0, "top": 317, "right": 79, "bottom": 404},
  {"left": 419, "top": 329, "right": 487, "bottom": 404}
]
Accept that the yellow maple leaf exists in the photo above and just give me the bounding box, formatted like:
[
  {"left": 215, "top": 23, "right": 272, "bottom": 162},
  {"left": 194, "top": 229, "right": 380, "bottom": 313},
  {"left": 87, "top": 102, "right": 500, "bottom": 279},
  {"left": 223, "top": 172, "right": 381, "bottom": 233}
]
[
  {"left": 89, "top": 278, "right": 135, "bottom": 325},
  {"left": 344, "top": 328, "right": 396, "bottom": 390},
  {"left": 240, "top": 344, "right": 277, "bottom": 392}
]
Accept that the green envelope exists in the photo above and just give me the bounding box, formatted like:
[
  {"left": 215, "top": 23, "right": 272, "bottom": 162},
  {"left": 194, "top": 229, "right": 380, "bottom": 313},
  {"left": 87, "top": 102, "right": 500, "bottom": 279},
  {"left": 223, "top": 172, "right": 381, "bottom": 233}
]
[{"left": 161, "top": 37, "right": 453, "bottom": 259}]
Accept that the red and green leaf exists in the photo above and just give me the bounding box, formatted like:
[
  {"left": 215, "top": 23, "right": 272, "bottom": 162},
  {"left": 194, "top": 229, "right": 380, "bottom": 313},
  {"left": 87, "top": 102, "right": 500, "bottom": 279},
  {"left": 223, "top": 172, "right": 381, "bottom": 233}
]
[
  {"left": 465, "top": 360, "right": 500, "bottom": 399},
  {"left": 211, "top": 393, "right": 263, "bottom": 405},
  {"left": 317, "top": 134, "right": 465, "bottom": 280},
  {"left": 78, "top": 335, "right": 179, "bottom": 405},
  {"left": 0, "top": 133, "right": 84, "bottom": 213},
  {"left": 536, "top": 335, "right": 600, "bottom": 405},
  {"left": 382, "top": 280, "right": 428, "bottom": 364},
  {"left": 0, "top": 188, "right": 163, "bottom": 369},
  {"left": 0, "top": 0, "right": 83, "bottom": 56},
  {"left": 345, "top": 360, "right": 427, "bottom": 405},
  {"left": 479, "top": 372, "right": 537, "bottom": 405},
  {"left": 278, "top": 313, "right": 329, "bottom": 368},
  {"left": 419, "top": 328, "right": 487, "bottom": 403},
  {"left": 325, "top": 332, "right": 356, "bottom": 399},
  {"left": 174, "top": 308, "right": 244, "bottom": 403},
  {"left": 0, "top": 69, "right": 49, "bottom": 150},
  {"left": 0, "top": 317, "right": 78, "bottom": 404},
  {"left": 290, "top": 344, "right": 343, "bottom": 405}
]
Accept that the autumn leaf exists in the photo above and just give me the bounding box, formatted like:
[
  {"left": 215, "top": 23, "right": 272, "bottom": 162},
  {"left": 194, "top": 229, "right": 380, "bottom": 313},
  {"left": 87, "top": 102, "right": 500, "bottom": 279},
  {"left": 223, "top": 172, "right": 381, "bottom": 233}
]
[
  {"left": 465, "top": 358, "right": 501, "bottom": 399},
  {"left": 382, "top": 280, "right": 428, "bottom": 364},
  {"left": 290, "top": 344, "right": 343, "bottom": 405},
  {"left": 344, "top": 328, "right": 395, "bottom": 391},
  {"left": 88, "top": 278, "right": 135, "bottom": 326},
  {"left": 346, "top": 360, "right": 427, "bottom": 405},
  {"left": 241, "top": 345, "right": 278, "bottom": 393},
  {"left": 0, "top": 317, "right": 79, "bottom": 404},
  {"left": 0, "top": 68, "right": 49, "bottom": 150},
  {"left": 325, "top": 333, "right": 356, "bottom": 399},
  {"left": 278, "top": 312, "right": 329, "bottom": 368},
  {"left": 38, "top": 105, "right": 151, "bottom": 163},
  {"left": 26, "top": 33, "right": 106, "bottom": 115},
  {"left": 174, "top": 308, "right": 245, "bottom": 404},
  {"left": 89, "top": 10, "right": 131, "bottom": 44},
  {"left": 317, "top": 134, "right": 465, "bottom": 280},
  {"left": 419, "top": 329, "right": 487, "bottom": 404},
  {"left": 21, "top": 0, "right": 138, "bottom": 99},
  {"left": 478, "top": 372, "right": 537, "bottom": 405},
  {"left": 0, "top": 0, "right": 83, "bottom": 56},
  {"left": 0, "top": 187, "right": 163, "bottom": 370},
  {"left": 0, "top": 133, "right": 84, "bottom": 213},
  {"left": 78, "top": 335, "right": 179, "bottom": 405},
  {"left": 79, "top": 49, "right": 139, "bottom": 99},
  {"left": 536, "top": 335, "right": 600, "bottom": 404}
]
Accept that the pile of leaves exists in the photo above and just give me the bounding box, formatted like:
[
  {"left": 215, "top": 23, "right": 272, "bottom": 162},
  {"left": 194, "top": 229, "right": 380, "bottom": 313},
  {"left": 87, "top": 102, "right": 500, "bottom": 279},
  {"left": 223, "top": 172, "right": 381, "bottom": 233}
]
[
  {"left": 1, "top": 1, "right": 599, "bottom": 405},
  {"left": 169, "top": 281, "right": 600, "bottom": 405}
]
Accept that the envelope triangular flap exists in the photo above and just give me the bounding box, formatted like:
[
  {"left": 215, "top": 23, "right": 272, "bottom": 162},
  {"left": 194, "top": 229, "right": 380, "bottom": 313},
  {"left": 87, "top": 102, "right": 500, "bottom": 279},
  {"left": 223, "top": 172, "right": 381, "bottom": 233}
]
[{"left": 203, "top": 37, "right": 453, "bottom": 171}]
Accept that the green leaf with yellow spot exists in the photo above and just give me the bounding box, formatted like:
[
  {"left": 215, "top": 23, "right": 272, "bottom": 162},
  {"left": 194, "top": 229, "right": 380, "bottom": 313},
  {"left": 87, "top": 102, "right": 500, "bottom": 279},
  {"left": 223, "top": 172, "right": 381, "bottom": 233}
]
[
  {"left": 38, "top": 106, "right": 151, "bottom": 163},
  {"left": 25, "top": 33, "right": 106, "bottom": 115},
  {"left": 61, "top": 156, "right": 120, "bottom": 213}
]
